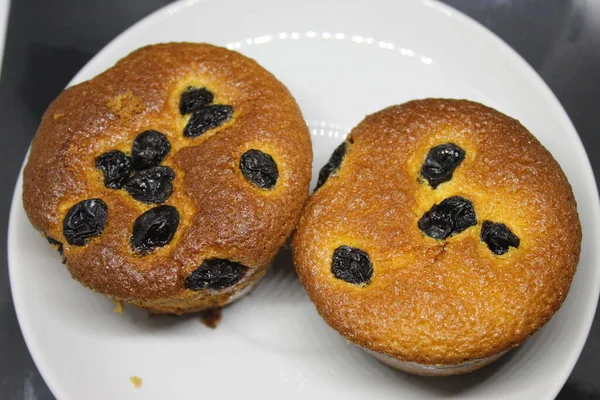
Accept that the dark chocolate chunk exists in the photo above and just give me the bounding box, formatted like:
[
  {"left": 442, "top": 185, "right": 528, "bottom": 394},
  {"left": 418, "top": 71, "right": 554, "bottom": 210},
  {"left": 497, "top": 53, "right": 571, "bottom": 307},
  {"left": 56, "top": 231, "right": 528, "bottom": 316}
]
[
  {"left": 315, "top": 142, "right": 347, "bottom": 190},
  {"left": 481, "top": 221, "right": 520, "bottom": 255},
  {"left": 418, "top": 196, "right": 477, "bottom": 240},
  {"left": 420, "top": 143, "right": 465, "bottom": 189},
  {"left": 185, "top": 258, "right": 248, "bottom": 291},
  {"left": 63, "top": 199, "right": 108, "bottom": 246},
  {"left": 131, "top": 130, "right": 171, "bottom": 170},
  {"left": 124, "top": 166, "right": 175, "bottom": 204},
  {"left": 331, "top": 245, "right": 373, "bottom": 285},
  {"left": 46, "top": 235, "right": 64, "bottom": 257},
  {"left": 183, "top": 104, "right": 233, "bottom": 138},
  {"left": 179, "top": 87, "right": 214, "bottom": 115},
  {"left": 131, "top": 205, "right": 180, "bottom": 254},
  {"left": 240, "top": 149, "right": 279, "bottom": 189},
  {"left": 96, "top": 150, "right": 132, "bottom": 189}
]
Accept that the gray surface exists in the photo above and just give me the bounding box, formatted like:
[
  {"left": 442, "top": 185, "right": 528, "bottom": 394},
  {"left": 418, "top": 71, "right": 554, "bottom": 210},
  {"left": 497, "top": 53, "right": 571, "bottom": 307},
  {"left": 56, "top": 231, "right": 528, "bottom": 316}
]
[{"left": 0, "top": 0, "right": 598, "bottom": 398}]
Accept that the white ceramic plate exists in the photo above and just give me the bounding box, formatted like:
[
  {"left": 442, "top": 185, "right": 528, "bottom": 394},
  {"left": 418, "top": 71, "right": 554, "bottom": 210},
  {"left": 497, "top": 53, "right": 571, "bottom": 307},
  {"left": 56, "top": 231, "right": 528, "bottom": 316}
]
[{"left": 8, "top": 0, "right": 600, "bottom": 399}]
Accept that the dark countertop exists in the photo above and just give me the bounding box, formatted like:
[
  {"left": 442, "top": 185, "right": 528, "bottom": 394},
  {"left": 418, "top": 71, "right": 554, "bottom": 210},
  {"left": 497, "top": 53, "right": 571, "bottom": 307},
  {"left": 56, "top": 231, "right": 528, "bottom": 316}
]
[{"left": 0, "top": 0, "right": 598, "bottom": 398}]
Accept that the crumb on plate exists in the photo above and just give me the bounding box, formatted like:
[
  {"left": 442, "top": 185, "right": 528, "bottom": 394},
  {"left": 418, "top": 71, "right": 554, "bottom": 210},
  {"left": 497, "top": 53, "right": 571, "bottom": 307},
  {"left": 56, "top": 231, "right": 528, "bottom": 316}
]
[
  {"left": 130, "top": 376, "right": 142, "bottom": 388},
  {"left": 113, "top": 300, "right": 124, "bottom": 314},
  {"left": 200, "top": 308, "right": 222, "bottom": 329}
]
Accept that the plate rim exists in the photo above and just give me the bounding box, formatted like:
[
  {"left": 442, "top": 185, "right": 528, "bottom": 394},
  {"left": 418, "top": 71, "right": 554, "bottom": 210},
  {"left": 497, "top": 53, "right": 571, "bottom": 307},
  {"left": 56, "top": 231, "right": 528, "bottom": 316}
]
[{"left": 8, "top": 0, "right": 600, "bottom": 399}]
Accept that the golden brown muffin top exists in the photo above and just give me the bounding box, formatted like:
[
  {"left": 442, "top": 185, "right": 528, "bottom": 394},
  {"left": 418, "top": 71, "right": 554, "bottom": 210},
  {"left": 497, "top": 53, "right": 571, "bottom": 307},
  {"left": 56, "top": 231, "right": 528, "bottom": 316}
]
[
  {"left": 293, "top": 99, "right": 581, "bottom": 365},
  {"left": 23, "top": 43, "right": 312, "bottom": 301}
]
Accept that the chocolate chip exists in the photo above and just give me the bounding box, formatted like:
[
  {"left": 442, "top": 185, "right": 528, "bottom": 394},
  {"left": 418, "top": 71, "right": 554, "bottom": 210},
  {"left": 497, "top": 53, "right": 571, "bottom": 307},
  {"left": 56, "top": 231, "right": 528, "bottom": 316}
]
[
  {"left": 131, "top": 205, "right": 179, "bottom": 254},
  {"left": 418, "top": 196, "right": 477, "bottom": 240},
  {"left": 185, "top": 258, "right": 248, "bottom": 291},
  {"left": 96, "top": 150, "right": 132, "bottom": 189},
  {"left": 180, "top": 87, "right": 214, "bottom": 115},
  {"left": 45, "top": 235, "right": 64, "bottom": 257},
  {"left": 481, "top": 221, "right": 520, "bottom": 255},
  {"left": 315, "top": 142, "right": 347, "bottom": 190},
  {"left": 420, "top": 143, "right": 465, "bottom": 189},
  {"left": 124, "top": 166, "right": 175, "bottom": 204},
  {"left": 240, "top": 149, "right": 279, "bottom": 189},
  {"left": 63, "top": 199, "right": 108, "bottom": 246},
  {"left": 131, "top": 130, "right": 171, "bottom": 170},
  {"left": 183, "top": 104, "right": 233, "bottom": 138},
  {"left": 331, "top": 245, "right": 373, "bottom": 285}
]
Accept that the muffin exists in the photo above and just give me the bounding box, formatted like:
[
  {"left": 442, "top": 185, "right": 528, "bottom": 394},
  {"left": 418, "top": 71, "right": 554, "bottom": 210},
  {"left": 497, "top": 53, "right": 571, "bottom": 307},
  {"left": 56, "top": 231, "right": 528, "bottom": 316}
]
[
  {"left": 23, "top": 43, "right": 312, "bottom": 314},
  {"left": 292, "top": 99, "right": 581, "bottom": 375}
]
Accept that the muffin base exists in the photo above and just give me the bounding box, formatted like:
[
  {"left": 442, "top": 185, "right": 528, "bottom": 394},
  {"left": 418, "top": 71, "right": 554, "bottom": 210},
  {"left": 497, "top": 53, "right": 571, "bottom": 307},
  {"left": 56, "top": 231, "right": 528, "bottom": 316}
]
[
  {"left": 129, "top": 266, "right": 267, "bottom": 315},
  {"left": 363, "top": 348, "right": 508, "bottom": 376}
]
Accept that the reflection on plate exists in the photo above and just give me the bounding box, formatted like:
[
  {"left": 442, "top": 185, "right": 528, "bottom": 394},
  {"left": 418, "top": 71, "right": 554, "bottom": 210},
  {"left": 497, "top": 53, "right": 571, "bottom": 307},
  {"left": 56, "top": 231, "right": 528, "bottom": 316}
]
[{"left": 8, "top": 0, "right": 600, "bottom": 399}]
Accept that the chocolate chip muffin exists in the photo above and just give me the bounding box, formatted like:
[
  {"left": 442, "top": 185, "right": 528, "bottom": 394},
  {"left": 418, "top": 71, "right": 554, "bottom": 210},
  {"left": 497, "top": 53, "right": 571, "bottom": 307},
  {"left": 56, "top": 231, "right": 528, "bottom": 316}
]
[
  {"left": 23, "top": 43, "right": 312, "bottom": 314},
  {"left": 293, "top": 99, "right": 581, "bottom": 375}
]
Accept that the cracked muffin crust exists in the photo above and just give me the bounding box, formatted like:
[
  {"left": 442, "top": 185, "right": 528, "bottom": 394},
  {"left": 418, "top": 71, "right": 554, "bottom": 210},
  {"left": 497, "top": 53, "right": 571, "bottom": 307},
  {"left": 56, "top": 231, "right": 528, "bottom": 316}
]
[
  {"left": 293, "top": 99, "right": 581, "bottom": 375},
  {"left": 23, "top": 43, "right": 312, "bottom": 314}
]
